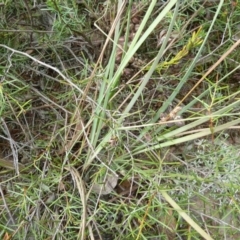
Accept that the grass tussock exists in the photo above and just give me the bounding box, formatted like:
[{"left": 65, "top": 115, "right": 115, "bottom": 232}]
[{"left": 0, "top": 0, "right": 240, "bottom": 239}]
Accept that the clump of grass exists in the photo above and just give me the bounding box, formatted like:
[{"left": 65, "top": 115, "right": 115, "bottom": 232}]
[{"left": 1, "top": 0, "right": 240, "bottom": 239}]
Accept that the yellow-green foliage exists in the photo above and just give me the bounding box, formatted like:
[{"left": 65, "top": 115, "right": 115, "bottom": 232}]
[{"left": 146, "top": 27, "right": 203, "bottom": 73}]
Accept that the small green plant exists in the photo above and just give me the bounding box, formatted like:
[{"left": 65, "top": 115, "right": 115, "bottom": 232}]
[{"left": 145, "top": 26, "right": 204, "bottom": 73}]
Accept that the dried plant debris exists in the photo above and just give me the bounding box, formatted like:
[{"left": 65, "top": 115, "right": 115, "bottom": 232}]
[
  {"left": 92, "top": 172, "right": 119, "bottom": 195},
  {"left": 157, "top": 30, "right": 181, "bottom": 47},
  {"left": 159, "top": 106, "right": 185, "bottom": 127}
]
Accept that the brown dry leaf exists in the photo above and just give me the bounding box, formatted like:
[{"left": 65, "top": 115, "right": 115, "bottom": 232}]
[
  {"left": 58, "top": 180, "right": 65, "bottom": 191},
  {"left": 3, "top": 232, "right": 11, "bottom": 240},
  {"left": 92, "top": 173, "right": 118, "bottom": 195},
  {"left": 25, "top": 49, "right": 34, "bottom": 55}
]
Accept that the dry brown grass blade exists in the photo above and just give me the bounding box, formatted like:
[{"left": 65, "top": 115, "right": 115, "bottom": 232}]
[
  {"left": 65, "top": 167, "right": 87, "bottom": 240},
  {"left": 0, "top": 157, "right": 25, "bottom": 171}
]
